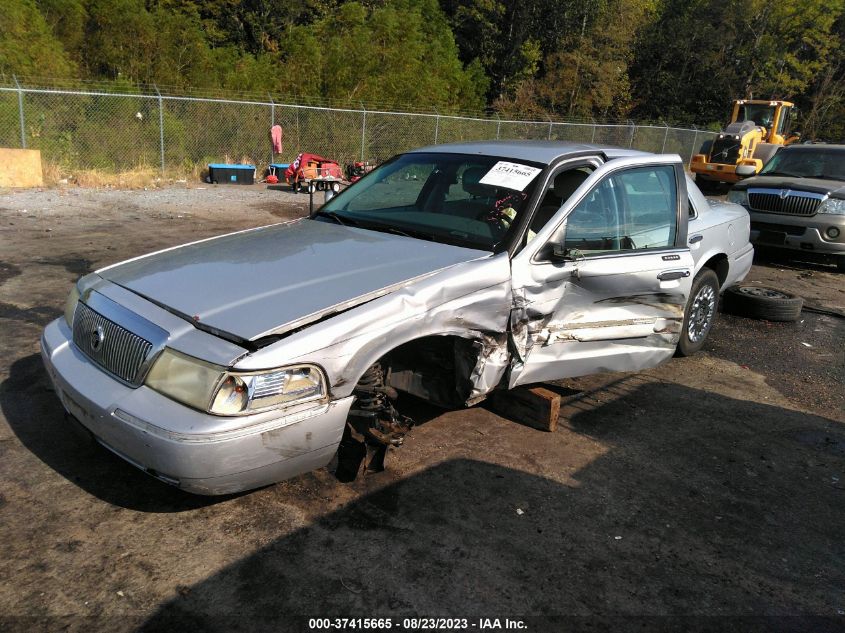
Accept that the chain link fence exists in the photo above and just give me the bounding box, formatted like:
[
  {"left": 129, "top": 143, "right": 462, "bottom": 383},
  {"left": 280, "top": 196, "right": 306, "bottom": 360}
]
[{"left": 0, "top": 79, "right": 716, "bottom": 177}]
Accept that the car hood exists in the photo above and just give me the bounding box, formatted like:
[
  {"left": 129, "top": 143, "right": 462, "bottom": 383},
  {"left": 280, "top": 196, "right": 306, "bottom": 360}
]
[
  {"left": 734, "top": 176, "right": 845, "bottom": 197},
  {"left": 98, "top": 219, "right": 490, "bottom": 342}
]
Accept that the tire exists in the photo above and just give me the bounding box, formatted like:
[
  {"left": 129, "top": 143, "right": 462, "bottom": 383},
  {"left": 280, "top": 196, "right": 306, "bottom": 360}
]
[
  {"left": 836, "top": 257, "right": 845, "bottom": 273},
  {"left": 752, "top": 142, "right": 779, "bottom": 166},
  {"left": 721, "top": 284, "right": 803, "bottom": 321},
  {"left": 676, "top": 268, "right": 720, "bottom": 357},
  {"left": 695, "top": 173, "right": 722, "bottom": 195},
  {"left": 698, "top": 139, "right": 713, "bottom": 156}
]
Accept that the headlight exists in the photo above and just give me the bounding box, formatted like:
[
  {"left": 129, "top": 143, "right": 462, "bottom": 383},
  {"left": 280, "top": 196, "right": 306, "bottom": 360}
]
[
  {"left": 64, "top": 284, "right": 80, "bottom": 326},
  {"left": 145, "top": 349, "right": 327, "bottom": 415},
  {"left": 727, "top": 189, "right": 748, "bottom": 205},
  {"left": 818, "top": 198, "right": 845, "bottom": 215}
]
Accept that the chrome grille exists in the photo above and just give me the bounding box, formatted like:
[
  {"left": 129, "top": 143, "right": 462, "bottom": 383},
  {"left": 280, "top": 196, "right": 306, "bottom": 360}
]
[
  {"left": 747, "top": 188, "right": 824, "bottom": 216},
  {"left": 72, "top": 302, "right": 153, "bottom": 385}
]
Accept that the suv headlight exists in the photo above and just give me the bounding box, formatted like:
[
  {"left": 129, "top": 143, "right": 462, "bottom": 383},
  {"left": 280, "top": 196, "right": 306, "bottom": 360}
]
[
  {"left": 145, "top": 349, "right": 327, "bottom": 415},
  {"left": 818, "top": 198, "right": 845, "bottom": 215},
  {"left": 64, "top": 284, "right": 80, "bottom": 326},
  {"left": 727, "top": 189, "right": 748, "bottom": 205}
]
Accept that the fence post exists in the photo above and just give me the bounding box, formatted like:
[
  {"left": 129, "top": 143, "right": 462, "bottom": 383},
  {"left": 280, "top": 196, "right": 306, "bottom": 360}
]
[
  {"left": 295, "top": 106, "right": 301, "bottom": 153},
  {"left": 13, "top": 75, "right": 25, "bottom": 149},
  {"left": 547, "top": 116, "right": 553, "bottom": 140},
  {"left": 360, "top": 104, "right": 367, "bottom": 161},
  {"left": 661, "top": 120, "right": 670, "bottom": 153},
  {"left": 591, "top": 117, "right": 596, "bottom": 143},
  {"left": 434, "top": 108, "right": 440, "bottom": 145},
  {"left": 628, "top": 120, "right": 636, "bottom": 148},
  {"left": 154, "top": 85, "right": 165, "bottom": 174},
  {"left": 690, "top": 125, "right": 699, "bottom": 168},
  {"left": 269, "top": 94, "right": 275, "bottom": 166}
]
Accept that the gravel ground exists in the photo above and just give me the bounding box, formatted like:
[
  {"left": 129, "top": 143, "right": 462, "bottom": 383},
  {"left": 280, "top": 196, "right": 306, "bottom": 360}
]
[{"left": 0, "top": 184, "right": 843, "bottom": 632}]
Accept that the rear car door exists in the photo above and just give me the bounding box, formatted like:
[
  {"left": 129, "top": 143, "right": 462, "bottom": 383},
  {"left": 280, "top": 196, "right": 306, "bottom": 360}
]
[{"left": 509, "top": 155, "right": 694, "bottom": 387}]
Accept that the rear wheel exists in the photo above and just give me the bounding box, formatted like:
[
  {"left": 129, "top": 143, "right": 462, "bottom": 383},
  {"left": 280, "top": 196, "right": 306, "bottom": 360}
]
[{"left": 676, "top": 268, "right": 720, "bottom": 357}]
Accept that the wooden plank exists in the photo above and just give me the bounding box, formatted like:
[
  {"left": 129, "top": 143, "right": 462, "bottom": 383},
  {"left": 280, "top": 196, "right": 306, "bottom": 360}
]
[
  {"left": 0, "top": 148, "right": 43, "bottom": 188},
  {"left": 489, "top": 386, "right": 561, "bottom": 432}
]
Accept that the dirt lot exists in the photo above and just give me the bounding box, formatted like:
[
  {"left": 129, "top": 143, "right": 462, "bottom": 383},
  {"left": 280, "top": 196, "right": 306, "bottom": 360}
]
[{"left": 1, "top": 184, "right": 843, "bottom": 632}]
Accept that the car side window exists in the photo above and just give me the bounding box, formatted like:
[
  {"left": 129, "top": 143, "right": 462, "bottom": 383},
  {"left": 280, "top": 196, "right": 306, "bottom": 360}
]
[{"left": 562, "top": 165, "right": 677, "bottom": 256}]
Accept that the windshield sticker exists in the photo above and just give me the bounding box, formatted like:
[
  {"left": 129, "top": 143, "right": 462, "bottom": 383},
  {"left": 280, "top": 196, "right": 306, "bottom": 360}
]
[{"left": 479, "top": 161, "right": 542, "bottom": 191}]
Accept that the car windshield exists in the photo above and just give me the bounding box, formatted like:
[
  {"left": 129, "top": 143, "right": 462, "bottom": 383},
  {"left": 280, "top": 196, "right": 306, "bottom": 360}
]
[
  {"left": 314, "top": 152, "right": 545, "bottom": 251},
  {"left": 759, "top": 148, "right": 845, "bottom": 180}
]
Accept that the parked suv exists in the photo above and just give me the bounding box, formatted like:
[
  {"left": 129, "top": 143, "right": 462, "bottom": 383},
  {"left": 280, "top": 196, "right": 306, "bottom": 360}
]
[{"left": 728, "top": 143, "right": 845, "bottom": 271}]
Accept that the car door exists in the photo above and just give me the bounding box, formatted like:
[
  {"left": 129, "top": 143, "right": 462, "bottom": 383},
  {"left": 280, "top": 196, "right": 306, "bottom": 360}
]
[{"left": 508, "top": 155, "right": 694, "bottom": 387}]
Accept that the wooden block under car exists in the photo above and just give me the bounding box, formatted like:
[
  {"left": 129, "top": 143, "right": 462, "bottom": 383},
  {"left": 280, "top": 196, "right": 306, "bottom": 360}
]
[
  {"left": 489, "top": 386, "right": 561, "bottom": 432},
  {"left": 0, "top": 148, "right": 43, "bottom": 187}
]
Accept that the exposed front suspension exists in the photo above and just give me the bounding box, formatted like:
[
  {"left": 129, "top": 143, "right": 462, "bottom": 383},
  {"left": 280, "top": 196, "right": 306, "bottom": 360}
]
[{"left": 335, "top": 362, "right": 414, "bottom": 481}]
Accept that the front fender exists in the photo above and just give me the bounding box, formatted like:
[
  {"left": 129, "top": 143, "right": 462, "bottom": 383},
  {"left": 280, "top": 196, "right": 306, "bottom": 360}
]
[{"left": 233, "top": 255, "right": 513, "bottom": 401}]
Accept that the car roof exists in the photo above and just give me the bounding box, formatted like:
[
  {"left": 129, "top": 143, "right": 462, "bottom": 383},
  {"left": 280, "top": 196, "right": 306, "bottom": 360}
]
[{"left": 406, "top": 140, "right": 651, "bottom": 165}]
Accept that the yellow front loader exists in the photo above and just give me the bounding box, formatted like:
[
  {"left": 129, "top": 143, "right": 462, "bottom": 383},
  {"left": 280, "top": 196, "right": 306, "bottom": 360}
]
[{"left": 690, "top": 99, "right": 800, "bottom": 191}]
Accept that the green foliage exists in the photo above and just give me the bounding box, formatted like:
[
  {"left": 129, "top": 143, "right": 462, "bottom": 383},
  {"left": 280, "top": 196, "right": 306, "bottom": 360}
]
[
  {"left": 0, "top": 0, "right": 77, "bottom": 76},
  {"left": 1, "top": 0, "right": 843, "bottom": 137}
]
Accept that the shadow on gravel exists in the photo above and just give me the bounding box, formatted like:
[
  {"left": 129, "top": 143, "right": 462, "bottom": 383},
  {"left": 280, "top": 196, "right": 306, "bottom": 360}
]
[
  {"left": 752, "top": 247, "right": 841, "bottom": 274},
  {"left": 0, "top": 354, "right": 233, "bottom": 512},
  {"left": 137, "top": 382, "right": 845, "bottom": 631},
  {"left": 705, "top": 311, "right": 845, "bottom": 414}
]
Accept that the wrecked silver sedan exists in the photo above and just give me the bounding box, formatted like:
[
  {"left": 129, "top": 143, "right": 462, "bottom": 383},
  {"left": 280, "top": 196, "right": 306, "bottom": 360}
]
[{"left": 41, "top": 141, "right": 753, "bottom": 494}]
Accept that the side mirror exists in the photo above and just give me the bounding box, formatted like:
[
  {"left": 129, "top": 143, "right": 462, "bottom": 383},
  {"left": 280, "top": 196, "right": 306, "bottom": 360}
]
[{"left": 736, "top": 164, "right": 757, "bottom": 178}]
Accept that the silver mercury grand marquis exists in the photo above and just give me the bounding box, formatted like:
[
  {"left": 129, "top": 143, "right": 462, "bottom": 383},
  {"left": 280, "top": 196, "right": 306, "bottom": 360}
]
[{"left": 41, "top": 141, "right": 753, "bottom": 494}]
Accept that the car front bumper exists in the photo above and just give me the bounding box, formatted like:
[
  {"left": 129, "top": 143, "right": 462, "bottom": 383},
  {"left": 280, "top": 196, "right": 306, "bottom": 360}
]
[
  {"left": 749, "top": 212, "right": 845, "bottom": 258},
  {"left": 40, "top": 318, "right": 352, "bottom": 495}
]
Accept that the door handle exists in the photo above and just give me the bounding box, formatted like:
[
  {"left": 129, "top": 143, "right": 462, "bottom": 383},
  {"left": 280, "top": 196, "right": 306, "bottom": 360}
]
[
  {"left": 657, "top": 270, "right": 691, "bottom": 281},
  {"left": 689, "top": 234, "right": 704, "bottom": 244}
]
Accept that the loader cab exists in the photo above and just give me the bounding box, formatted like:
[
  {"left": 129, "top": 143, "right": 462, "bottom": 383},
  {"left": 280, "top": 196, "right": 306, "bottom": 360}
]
[{"left": 731, "top": 100, "right": 795, "bottom": 144}]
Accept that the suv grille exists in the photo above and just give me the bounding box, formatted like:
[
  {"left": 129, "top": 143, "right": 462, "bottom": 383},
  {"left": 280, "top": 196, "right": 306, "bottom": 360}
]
[
  {"left": 747, "top": 189, "right": 824, "bottom": 216},
  {"left": 72, "top": 302, "right": 153, "bottom": 385},
  {"left": 709, "top": 137, "right": 741, "bottom": 165}
]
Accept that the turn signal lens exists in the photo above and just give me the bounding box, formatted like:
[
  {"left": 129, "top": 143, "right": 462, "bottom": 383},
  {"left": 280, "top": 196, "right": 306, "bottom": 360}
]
[
  {"left": 210, "top": 375, "right": 249, "bottom": 415},
  {"left": 727, "top": 189, "right": 747, "bottom": 205},
  {"left": 64, "top": 284, "right": 80, "bottom": 327}
]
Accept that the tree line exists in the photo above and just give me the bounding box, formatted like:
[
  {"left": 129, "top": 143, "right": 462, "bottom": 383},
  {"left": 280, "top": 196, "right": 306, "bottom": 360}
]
[{"left": 2, "top": 0, "right": 843, "bottom": 139}]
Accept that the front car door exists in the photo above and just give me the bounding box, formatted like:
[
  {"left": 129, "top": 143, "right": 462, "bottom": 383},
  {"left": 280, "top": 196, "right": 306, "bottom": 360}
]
[{"left": 509, "top": 155, "right": 694, "bottom": 387}]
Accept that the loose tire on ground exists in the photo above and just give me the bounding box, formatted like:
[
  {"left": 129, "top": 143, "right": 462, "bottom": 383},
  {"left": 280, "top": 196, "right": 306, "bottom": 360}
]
[
  {"left": 721, "top": 284, "right": 803, "bottom": 321},
  {"left": 676, "top": 268, "right": 720, "bottom": 357}
]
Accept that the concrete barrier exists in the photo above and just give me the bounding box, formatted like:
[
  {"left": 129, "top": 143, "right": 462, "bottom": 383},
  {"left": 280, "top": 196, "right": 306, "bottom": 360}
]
[{"left": 0, "top": 148, "right": 44, "bottom": 187}]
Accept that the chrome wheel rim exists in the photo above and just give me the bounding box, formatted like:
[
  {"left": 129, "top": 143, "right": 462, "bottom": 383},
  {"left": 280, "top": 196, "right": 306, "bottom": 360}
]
[
  {"left": 688, "top": 284, "right": 717, "bottom": 343},
  {"left": 737, "top": 286, "right": 788, "bottom": 299}
]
